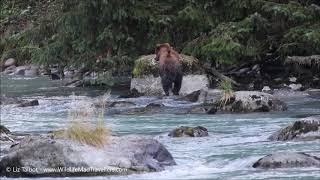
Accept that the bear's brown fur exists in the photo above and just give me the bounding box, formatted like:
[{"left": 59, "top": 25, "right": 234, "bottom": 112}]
[{"left": 155, "top": 43, "right": 183, "bottom": 96}]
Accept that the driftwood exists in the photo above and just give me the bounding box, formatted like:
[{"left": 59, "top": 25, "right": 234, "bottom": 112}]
[
  {"left": 202, "top": 63, "right": 240, "bottom": 86},
  {"left": 285, "top": 55, "right": 320, "bottom": 68}
]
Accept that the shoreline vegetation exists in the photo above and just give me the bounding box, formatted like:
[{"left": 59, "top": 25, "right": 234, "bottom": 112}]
[{"left": 0, "top": 0, "right": 319, "bottom": 90}]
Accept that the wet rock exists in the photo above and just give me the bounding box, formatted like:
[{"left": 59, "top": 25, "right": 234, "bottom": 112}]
[
  {"left": 268, "top": 115, "right": 320, "bottom": 141},
  {"left": 289, "top": 83, "right": 302, "bottom": 91},
  {"left": 187, "top": 106, "right": 208, "bottom": 114},
  {"left": 261, "top": 86, "right": 272, "bottom": 93},
  {"left": 4, "top": 58, "right": 16, "bottom": 67},
  {"left": 0, "top": 125, "right": 15, "bottom": 154},
  {"left": 0, "top": 135, "right": 176, "bottom": 177},
  {"left": 17, "top": 100, "right": 39, "bottom": 107},
  {"left": 147, "top": 102, "right": 164, "bottom": 108},
  {"left": 14, "top": 66, "right": 28, "bottom": 75},
  {"left": 206, "top": 107, "right": 217, "bottom": 114},
  {"left": 64, "top": 70, "right": 75, "bottom": 78},
  {"left": 197, "top": 89, "right": 222, "bottom": 104},
  {"left": 252, "top": 64, "right": 260, "bottom": 71},
  {"left": 214, "top": 91, "right": 287, "bottom": 113},
  {"left": 168, "top": 126, "right": 208, "bottom": 137},
  {"left": 24, "top": 68, "right": 39, "bottom": 77},
  {"left": 252, "top": 152, "right": 320, "bottom": 169},
  {"left": 0, "top": 125, "right": 10, "bottom": 134},
  {"left": 3, "top": 65, "right": 16, "bottom": 74},
  {"left": 50, "top": 73, "right": 61, "bottom": 80},
  {"left": 180, "top": 90, "right": 201, "bottom": 102},
  {"left": 109, "top": 101, "right": 136, "bottom": 108},
  {"left": 118, "top": 88, "right": 144, "bottom": 98},
  {"left": 289, "top": 77, "right": 297, "bottom": 83}
]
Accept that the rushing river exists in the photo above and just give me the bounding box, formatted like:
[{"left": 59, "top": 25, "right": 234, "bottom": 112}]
[{"left": 1, "top": 75, "right": 320, "bottom": 180}]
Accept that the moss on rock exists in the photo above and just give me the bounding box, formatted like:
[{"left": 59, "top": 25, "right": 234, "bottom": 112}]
[{"left": 132, "top": 54, "right": 204, "bottom": 77}]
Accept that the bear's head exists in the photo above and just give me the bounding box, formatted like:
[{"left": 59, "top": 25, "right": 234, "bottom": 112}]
[{"left": 155, "top": 43, "right": 171, "bottom": 61}]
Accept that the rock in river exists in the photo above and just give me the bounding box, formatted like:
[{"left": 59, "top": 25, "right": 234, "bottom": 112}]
[
  {"left": 17, "top": 99, "right": 39, "bottom": 107},
  {"left": 168, "top": 126, "right": 208, "bottom": 137},
  {"left": 253, "top": 152, "right": 320, "bottom": 169},
  {"left": 268, "top": 115, "right": 320, "bottom": 141},
  {"left": 214, "top": 91, "right": 287, "bottom": 113},
  {"left": 0, "top": 135, "right": 176, "bottom": 177}
]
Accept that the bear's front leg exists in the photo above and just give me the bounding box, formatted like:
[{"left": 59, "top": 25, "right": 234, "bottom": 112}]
[
  {"left": 161, "top": 77, "right": 171, "bottom": 96},
  {"left": 172, "top": 74, "right": 183, "bottom": 96}
]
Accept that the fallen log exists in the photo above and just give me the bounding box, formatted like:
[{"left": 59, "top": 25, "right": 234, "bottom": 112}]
[
  {"left": 202, "top": 63, "right": 240, "bottom": 86},
  {"left": 285, "top": 55, "right": 320, "bottom": 68}
]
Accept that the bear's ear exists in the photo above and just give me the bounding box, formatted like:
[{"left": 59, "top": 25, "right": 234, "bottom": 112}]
[{"left": 163, "top": 43, "right": 171, "bottom": 47}]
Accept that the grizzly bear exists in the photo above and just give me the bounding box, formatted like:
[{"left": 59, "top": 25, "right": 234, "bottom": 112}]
[{"left": 155, "top": 43, "right": 183, "bottom": 96}]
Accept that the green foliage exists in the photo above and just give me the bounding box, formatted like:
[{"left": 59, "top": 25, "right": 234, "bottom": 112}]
[
  {"left": 132, "top": 55, "right": 158, "bottom": 77},
  {"left": 183, "top": 13, "right": 268, "bottom": 64},
  {"left": 1, "top": 0, "right": 320, "bottom": 76},
  {"left": 279, "top": 23, "right": 320, "bottom": 56},
  {"left": 183, "top": 0, "right": 320, "bottom": 66}
]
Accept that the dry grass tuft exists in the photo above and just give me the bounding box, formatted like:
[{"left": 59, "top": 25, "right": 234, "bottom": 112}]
[
  {"left": 218, "top": 80, "right": 234, "bottom": 109},
  {"left": 54, "top": 91, "right": 111, "bottom": 148}
]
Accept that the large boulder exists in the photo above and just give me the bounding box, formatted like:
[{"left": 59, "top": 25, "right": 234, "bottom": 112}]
[
  {"left": 130, "top": 54, "right": 208, "bottom": 96},
  {"left": 268, "top": 115, "right": 320, "bottom": 141},
  {"left": 215, "top": 91, "right": 287, "bottom": 113},
  {"left": 131, "top": 75, "right": 209, "bottom": 96},
  {"left": 24, "top": 68, "right": 39, "bottom": 77},
  {"left": 253, "top": 152, "right": 320, "bottom": 169},
  {"left": 14, "top": 66, "right": 28, "bottom": 75},
  {"left": 0, "top": 135, "right": 176, "bottom": 177},
  {"left": 168, "top": 126, "right": 208, "bottom": 137}
]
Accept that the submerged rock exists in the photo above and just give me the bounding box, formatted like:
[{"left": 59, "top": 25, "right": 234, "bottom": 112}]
[
  {"left": 168, "top": 126, "right": 208, "bottom": 137},
  {"left": 253, "top": 152, "right": 320, "bottom": 169},
  {"left": 109, "top": 101, "right": 136, "bottom": 108},
  {"left": 0, "top": 135, "right": 176, "bottom": 177},
  {"left": 268, "top": 115, "right": 320, "bottom": 141},
  {"left": 17, "top": 100, "right": 39, "bottom": 107},
  {"left": 214, "top": 91, "right": 287, "bottom": 113}
]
